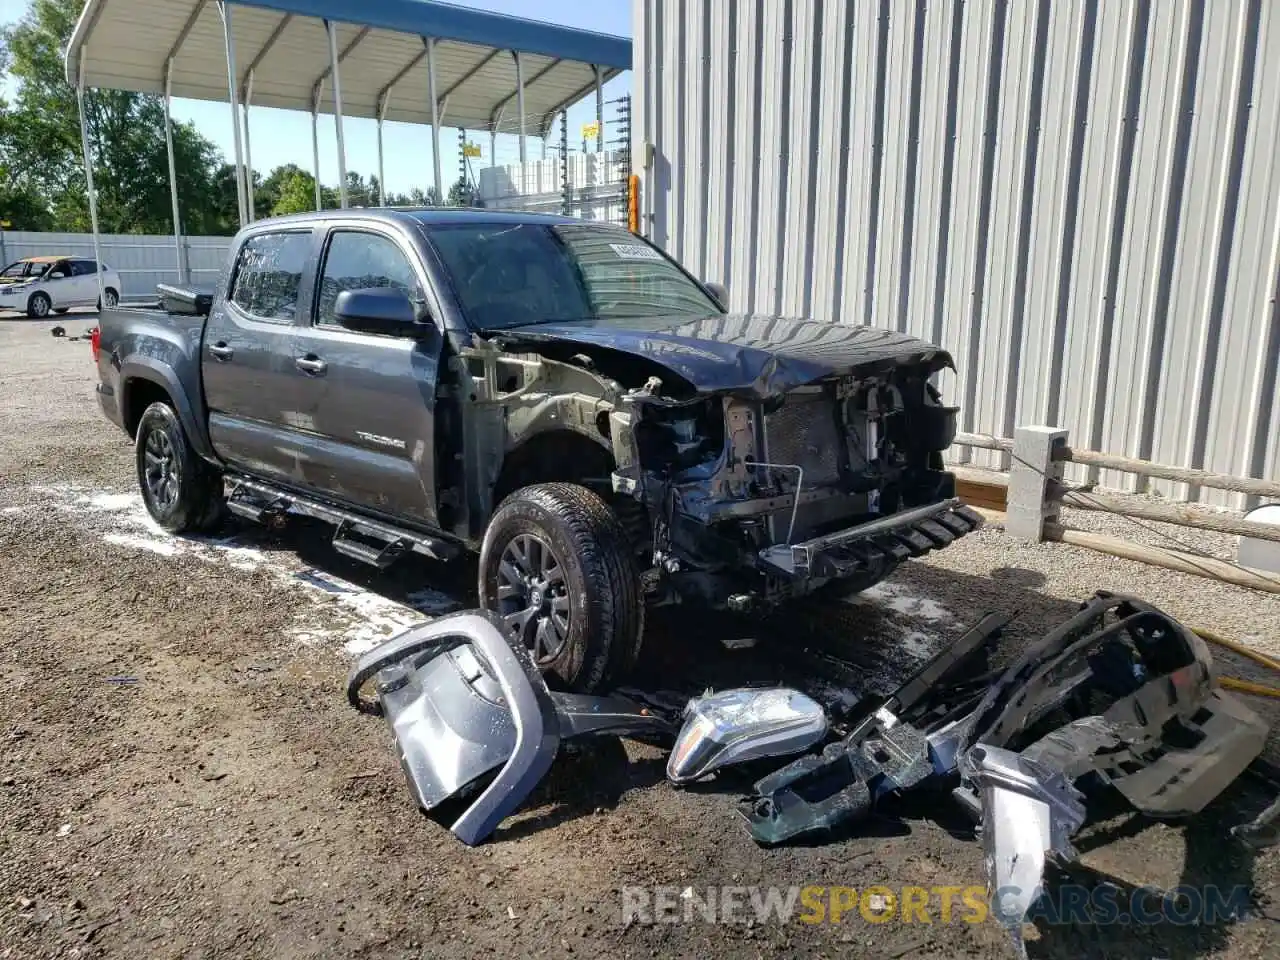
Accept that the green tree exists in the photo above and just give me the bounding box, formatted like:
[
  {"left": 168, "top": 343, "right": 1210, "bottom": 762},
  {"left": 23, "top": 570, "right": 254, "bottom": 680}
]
[
  {"left": 0, "top": 177, "right": 54, "bottom": 231},
  {"left": 404, "top": 185, "right": 440, "bottom": 206},
  {"left": 0, "top": 0, "right": 229, "bottom": 234},
  {"left": 447, "top": 176, "right": 476, "bottom": 207},
  {"left": 272, "top": 169, "right": 318, "bottom": 216},
  {"left": 345, "top": 170, "right": 373, "bottom": 207}
]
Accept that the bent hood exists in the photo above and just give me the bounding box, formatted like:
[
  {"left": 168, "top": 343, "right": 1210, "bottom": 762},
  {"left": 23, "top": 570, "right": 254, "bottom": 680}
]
[{"left": 499, "top": 314, "right": 953, "bottom": 397}]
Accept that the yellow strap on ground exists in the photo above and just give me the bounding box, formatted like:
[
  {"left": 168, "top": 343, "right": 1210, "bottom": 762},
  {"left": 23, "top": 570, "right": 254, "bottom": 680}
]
[{"left": 1219, "top": 676, "right": 1280, "bottom": 700}]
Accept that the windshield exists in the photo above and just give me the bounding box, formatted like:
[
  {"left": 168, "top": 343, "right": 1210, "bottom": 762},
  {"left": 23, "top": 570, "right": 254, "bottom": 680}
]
[
  {"left": 0, "top": 261, "right": 39, "bottom": 280},
  {"left": 424, "top": 222, "right": 721, "bottom": 330}
]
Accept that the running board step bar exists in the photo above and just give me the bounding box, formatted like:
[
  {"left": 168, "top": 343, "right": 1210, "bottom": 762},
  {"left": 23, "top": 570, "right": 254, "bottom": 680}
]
[
  {"left": 226, "top": 477, "right": 460, "bottom": 565},
  {"left": 758, "top": 498, "right": 983, "bottom": 579},
  {"left": 332, "top": 519, "right": 410, "bottom": 570}
]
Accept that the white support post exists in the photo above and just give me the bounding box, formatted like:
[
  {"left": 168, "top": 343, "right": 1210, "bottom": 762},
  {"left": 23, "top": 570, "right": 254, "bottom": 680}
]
[
  {"left": 425, "top": 37, "right": 443, "bottom": 205},
  {"left": 217, "top": 1, "right": 248, "bottom": 227},
  {"left": 311, "top": 86, "right": 323, "bottom": 210},
  {"left": 242, "top": 69, "right": 255, "bottom": 222},
  {"left": 377, "top": 93, "right": 389, "bottom": 206},
  {"left": 489, "top": 128, "right": 497, "bottom": 168},
  {"left": 326, "top": 19, "right": 348, "bottom": 209},
  {"left": 594, "top": 64, "right": 604, "bottom": 153},
  {"left": 1007, "top": 425, "right": 1070, "bottom": 542},
  {"left": 75, "top": 65, "right": 106, "bottom": 306},
  {"left": 514, "top": 50, "right": 526, "bottom": 163},
  {"left": 163, "top": 59, "right": 186, "bottom": 282}
]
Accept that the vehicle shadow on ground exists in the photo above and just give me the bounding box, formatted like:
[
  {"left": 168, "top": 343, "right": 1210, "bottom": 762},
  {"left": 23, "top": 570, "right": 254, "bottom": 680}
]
[
  {"left": 208, "top": 515, "right": 1275, "bottom": 956},
  {"left": 0, "top": 310, "right": 101, "bottom": 322},
  {"left": 496, "top": 739, "right": 670, "bottom": 842},
  {"left": 206, "top": 512, "right": 478, "bottom": 608}
]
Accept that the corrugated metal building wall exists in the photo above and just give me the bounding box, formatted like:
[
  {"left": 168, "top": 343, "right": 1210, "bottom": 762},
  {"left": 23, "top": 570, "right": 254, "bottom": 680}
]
[{"left": 633, "top": 0, "right": 1280, "bottom": 505}]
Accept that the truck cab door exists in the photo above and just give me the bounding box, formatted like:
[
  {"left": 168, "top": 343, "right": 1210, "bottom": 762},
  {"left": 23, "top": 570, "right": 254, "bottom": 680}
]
[
  {"left": 288, "top": 226, "right": 444, "bottom": 528},
  {"left": 202, "top": 228, "right": 315, "bottom": 482}
]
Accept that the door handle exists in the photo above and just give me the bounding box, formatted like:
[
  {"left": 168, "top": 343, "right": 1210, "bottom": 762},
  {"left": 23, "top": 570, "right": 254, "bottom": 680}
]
[
  {"left": 208, "top": 342, "right": 234, "bottom": 361},
  {"left": 295, "top": 354, "right": 327, "bottom": 376}
]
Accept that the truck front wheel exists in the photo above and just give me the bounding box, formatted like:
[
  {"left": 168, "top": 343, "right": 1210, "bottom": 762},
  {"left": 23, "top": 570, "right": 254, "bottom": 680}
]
[
  {"left": 478, "top": 482, "right": 643, "bottom": 692},
  {"left": 134, "top": 401, "right": 224, "bottom": 534}
]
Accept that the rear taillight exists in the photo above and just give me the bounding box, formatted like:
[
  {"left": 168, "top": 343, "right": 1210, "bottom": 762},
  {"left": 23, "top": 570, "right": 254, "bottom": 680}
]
[{"left": 90, "top": 326, "right": 101, "bottom": 363}]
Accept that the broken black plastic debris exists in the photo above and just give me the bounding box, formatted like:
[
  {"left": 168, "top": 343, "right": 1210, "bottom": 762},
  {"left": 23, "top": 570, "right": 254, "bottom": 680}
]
[
  {"left": 744, "top": 593, "right": 1266, "bottom": 854},
  {"left": 743, "top": 610, "right": 1014, "bottom": 844}
]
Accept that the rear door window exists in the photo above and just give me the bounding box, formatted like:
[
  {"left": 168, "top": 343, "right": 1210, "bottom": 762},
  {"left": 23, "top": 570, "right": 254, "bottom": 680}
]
[
  {"left": 71, "top": 260, "right": 98, "bottom": 276},
  {"left": 228, "top": 231, "right": 310, "bottom": 322},
  {"left": 314, "top": 230, "right": 424, "bottom": 327}
]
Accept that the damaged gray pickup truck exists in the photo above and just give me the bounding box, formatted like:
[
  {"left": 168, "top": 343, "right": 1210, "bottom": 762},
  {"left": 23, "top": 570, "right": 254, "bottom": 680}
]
[{"left": 93, "top": 209, "right": 979, "bottom": 689}]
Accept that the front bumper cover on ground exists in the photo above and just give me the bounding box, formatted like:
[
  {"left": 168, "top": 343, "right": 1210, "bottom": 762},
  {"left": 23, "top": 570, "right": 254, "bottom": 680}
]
[{"left": 347, "top": 611, "right": 674, "bottom": 846}]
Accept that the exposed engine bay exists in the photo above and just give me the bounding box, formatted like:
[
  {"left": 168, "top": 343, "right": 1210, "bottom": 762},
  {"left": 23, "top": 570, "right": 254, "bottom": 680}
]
[
  {"left": 610, "top": 364, "right": 978, "bottom": 608},
  {"left": 446, "top": 315, "right": 982, "bottom": 613}
]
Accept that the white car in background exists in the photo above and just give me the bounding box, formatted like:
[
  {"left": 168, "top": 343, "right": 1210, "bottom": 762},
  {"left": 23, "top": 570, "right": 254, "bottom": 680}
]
[{"left": 0, "top": 256, "right": 121, "bottom": 318}]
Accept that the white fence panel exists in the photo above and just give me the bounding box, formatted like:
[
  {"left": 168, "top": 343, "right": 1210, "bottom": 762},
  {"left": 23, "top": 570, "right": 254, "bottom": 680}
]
[{"left": 0, "top": 231, "right": 231, "bottom": 299}]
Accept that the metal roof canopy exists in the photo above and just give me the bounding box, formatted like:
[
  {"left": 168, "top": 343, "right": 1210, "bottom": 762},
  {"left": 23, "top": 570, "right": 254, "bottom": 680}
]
[
  {"left": 64, "top": 0, "right": 629, "bottom": 291},
  {"left": 65, "top": 0, "right": 629, "bottom": 133}
]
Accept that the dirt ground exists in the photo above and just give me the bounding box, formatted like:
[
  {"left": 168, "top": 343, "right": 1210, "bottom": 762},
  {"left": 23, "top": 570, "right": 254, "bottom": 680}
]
[{"left": 1, "top": 313, "right": 1277, "bottom": 959}]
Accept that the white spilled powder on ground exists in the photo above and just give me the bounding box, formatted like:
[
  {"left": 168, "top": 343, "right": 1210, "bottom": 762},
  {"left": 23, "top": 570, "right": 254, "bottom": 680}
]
[
  {"left": 898, "top": 631, "right": 936, "bottom": 660},
  {"left": 842, "top": 580, "right": 959, "bottom": 682},
  {"left": 286, "top": 568, "right": 459, "bottom": 655},
  {"left": 103, "top": 532, "right": 180, "bottom": 556},
  {"left": 85, "top": 492, "right": 140, "bottom": 511},
  {"left": 26, "top": 483, "right": 459, "bottom": 656},
  {"left": 854, "top": 581, "right": 954, "bottom": 624}
]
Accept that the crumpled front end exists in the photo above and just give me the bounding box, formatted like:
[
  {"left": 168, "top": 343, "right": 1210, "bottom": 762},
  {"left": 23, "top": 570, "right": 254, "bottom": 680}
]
[{"left": 609, "top": 357, "right": 980, "bottom": 608}]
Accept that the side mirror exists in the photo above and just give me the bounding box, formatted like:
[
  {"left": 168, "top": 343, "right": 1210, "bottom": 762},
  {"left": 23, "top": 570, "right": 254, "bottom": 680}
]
[
  {"left": 334, "top": 287, "right": 423, "bottom": 336},
  {"left": 48, "top": 271, "right": 67, "bottom": 280},
  {"left": 704, "top": 280, "right": 728, "bottom": 309}
]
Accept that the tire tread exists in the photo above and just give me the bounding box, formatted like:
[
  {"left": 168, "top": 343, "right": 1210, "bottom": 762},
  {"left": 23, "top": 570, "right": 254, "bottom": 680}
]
[
  {"left": 135, "top": 401, "right": 223, "bottom": 534},
  {"left": 481, "top": 482, "right": 643, "bottom": 691}
]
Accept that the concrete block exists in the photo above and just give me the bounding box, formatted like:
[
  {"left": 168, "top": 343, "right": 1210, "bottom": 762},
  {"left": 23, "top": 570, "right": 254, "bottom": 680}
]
[{"left": 1007, "top": 425, "right": 1068, "bottom": 542}]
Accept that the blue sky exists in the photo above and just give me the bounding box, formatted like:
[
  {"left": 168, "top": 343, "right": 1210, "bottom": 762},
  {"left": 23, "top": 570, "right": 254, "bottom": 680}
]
[{"left": 0, "top": 0, "right": 632, "bottom": 197}]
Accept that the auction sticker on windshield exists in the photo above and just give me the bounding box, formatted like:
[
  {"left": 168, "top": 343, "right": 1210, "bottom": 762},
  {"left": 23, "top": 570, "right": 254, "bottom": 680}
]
[{"left": 609, "top": 242, "right": 664, "bottom": 261}]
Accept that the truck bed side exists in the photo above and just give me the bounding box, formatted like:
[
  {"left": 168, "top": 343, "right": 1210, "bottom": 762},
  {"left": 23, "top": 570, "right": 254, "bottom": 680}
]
[{"left": 94, "top": 303, "right": 214, "bottom": 459}]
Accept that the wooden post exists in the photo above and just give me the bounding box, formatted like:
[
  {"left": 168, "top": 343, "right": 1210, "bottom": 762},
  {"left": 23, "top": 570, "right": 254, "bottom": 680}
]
[{"left": 1045, "top": 524, "right": 1280, "bottom": 594}]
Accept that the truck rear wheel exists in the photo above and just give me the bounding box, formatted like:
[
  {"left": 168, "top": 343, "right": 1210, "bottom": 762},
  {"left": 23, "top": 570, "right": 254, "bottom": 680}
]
[
  {"left": 478, "top": 482, "right": 643, "bottom": 693},
  {"left": 135, "top": 401, "right": 224, "bottom": 534}
]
